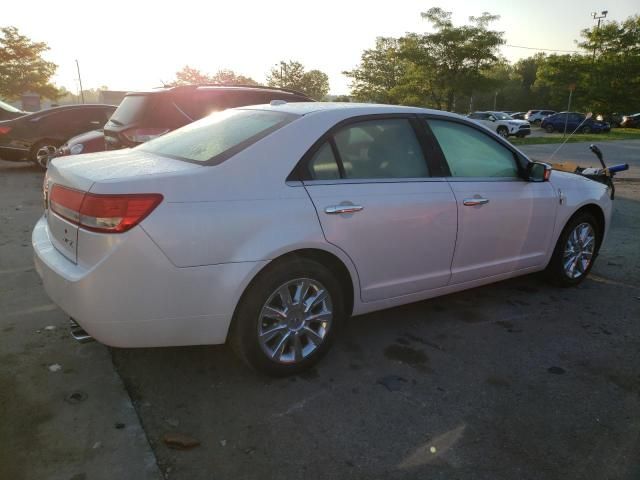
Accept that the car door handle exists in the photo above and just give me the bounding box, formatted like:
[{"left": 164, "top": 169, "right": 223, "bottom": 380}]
[
  {"left": 463, "top": 198, "right": 490, "bottom": 206},
  {"left": 325, "top": 205, "right": 364, "bottom": 214}
]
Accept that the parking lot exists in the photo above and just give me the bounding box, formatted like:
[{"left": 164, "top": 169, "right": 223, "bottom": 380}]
[{"left": 1, "top": 142, "right": 639, "bottom": 479}]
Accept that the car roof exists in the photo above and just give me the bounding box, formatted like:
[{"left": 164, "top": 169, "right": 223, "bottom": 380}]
[
  {"left": 238, "top": 102, "right": 460, "bottom": 118},
  {"left": 18, "top": 104, "right": 115, "bottom": 118},
  {"left": 126, "top": 85, "right": 311, "bottom": 98}
]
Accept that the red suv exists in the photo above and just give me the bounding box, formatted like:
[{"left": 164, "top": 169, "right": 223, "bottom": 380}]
[{"left": 103, "top": 84, "right": 313, "bottom": 150}]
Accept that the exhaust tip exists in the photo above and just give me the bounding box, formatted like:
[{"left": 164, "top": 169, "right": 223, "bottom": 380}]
[{"left": 69, "top": 318, "right": 94, "bottom": 343}]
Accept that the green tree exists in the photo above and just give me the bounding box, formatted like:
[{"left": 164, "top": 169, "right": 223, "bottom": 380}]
[
  {"left": 344, "top": 10, "right": 504, "bottom": 111},
  {"left": 267, "top": 61, "right": 330, "bottom": 99},
  {"left": 172, "top": 65, "right": 211, "bottom": 85},
  {"left": 343, "top": 37, "right": 408, "bottom": 104},
  {"left": 0, "top": 26, "right": 59, "bottom": 100},
  {"left": 171, "top": 66, "right": 258, "bottom": 86},
  {"left": 209, "top": 69, "right": 258, "bottom": 85},
  {"left": 414, "top": 8, "right": 505, "bottom": 111}
]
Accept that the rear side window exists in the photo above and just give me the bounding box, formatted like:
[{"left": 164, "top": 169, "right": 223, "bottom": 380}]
[
  {"left": 428, "top": 119, "right": 519, "bottom": 178},
  {"left": 308, "top": 143, "right": 341, "bottom": 180},
  {"left": 334, "top": 119, "right": 428, "bottom": 179},
  {"left": 110, "top": 95, "right": 149, "bottom": 124},
  {"left": 139, "top": 109, "right": 296, "bottom": 164}
]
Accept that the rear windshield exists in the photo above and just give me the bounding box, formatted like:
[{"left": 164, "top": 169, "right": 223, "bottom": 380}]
[
  {"left": 138, "top": 109, "right": 297, "bottom": 164},
  {"left": 110, "top": 95, "right": 149, "bottom": 124}
]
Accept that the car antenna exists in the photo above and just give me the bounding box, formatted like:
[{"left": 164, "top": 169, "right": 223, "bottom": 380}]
[{"left": 545, "top": 112, "right": 593, "bottom": 163}]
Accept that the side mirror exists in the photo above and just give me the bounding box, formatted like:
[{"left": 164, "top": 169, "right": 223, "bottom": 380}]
[
  {"left": 527, "top": 161, "right": 551, "bottom": 182},
  {"left": 488, "top": 116, "right": 496, "bottom": 122}
]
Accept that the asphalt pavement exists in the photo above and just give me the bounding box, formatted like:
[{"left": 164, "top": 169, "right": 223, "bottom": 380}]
[{"left": 1, "top": 146, "right": 639, "bottom": 480}]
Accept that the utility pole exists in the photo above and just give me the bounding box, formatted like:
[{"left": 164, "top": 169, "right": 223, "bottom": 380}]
[
  {"left": 274, "top": 62, "right": 287, "bottom": 87},
  {"left": 75, "top": 59, "right": 85, "bottom": 104},
  {"left": 493, "top": 91, "right": 498, "bottom": 110},
  {"left": 563, "top": 84, "right": 575, "bottom": 138},
  {"left": 591, "top": 10, "right": 608, "bottom": 62}
]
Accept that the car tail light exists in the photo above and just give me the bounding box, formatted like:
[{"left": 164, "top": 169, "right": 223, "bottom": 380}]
[
  {"left": 122, "top": 127, "right": 169, "bottom": 143},
  {"left": 49, "top": 184, "right": 162, "bottom": 233},
  {"left": 0, "top": 125, "right": 12, "bottom": 135}
]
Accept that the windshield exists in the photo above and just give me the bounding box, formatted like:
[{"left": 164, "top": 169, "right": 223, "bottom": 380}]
[
  {"left": 493, "top": 112, "right": 513, "bottom": 120},
  {"left": 139, "top": 109, "right": 297, "bottom": 163},
  {"left": 0, "top": 99, "right": 22, "bottom": 113}
]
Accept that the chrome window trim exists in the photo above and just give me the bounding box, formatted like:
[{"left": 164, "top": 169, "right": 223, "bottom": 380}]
[
  {"left": 446, "top": 176, "right": 525, "bottom": 183},
  {"left": 301, "top": 177, "right": 449, "bottom": 186}
]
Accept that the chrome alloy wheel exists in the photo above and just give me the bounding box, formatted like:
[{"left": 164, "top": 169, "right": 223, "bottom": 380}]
[
  {"left": 258, "top": 278, "right": 333, "bottom": 364},
  {"left": 563, "top": 222, "right": 596, "bottom": 279},
  {"left": 36, "top": 145, "right": 57, "bottom": 168}
]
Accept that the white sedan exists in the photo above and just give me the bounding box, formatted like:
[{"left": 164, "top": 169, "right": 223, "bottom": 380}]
[{"left": 33, "top": 103, "right": 612, "bottom": 375}]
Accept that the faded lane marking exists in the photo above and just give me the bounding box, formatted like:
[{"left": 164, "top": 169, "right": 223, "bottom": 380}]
[
  {"left": 589, "top": 274, "right": 639, "bottom": 290},
  {"left": 4, "top": 304, "right": 58, "bottom": 317}
]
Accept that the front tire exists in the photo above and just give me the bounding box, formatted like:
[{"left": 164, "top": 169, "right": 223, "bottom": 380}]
[
  {"left": 581, "top": 125, "right": 592, "bottom": 134},
  {"left": 30, "top": 140, "right": 60, "bottom": 169},
  {"left": 545, "top": 124, "right": 555, "bottom": 133},
  {"left": 229, "top": 257, "right": 345, "bottom": 376},
  {"left": 546, "top": 211, "right": 600, "bottom": 287}
]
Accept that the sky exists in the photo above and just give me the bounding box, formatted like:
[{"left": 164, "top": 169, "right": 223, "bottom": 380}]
[{"left": 4, "top": 0, "right": 639, "bottom": 95}]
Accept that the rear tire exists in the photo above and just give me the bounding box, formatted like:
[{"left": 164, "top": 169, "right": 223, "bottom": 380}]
[
  {"left": 497, "top": 126, "right": 509, "bottom": 138},
  {"left": 545, "top": 211, "right": 601, "bottom": 287},
  {"left": 545, "top": 124, "right": 555, "bottom": 133},
  {"left": 581, "top": 125, "right": 592, "bottom": 134},
  {"left": 229, "top": 257, "right": 345, "bottom": 376}
]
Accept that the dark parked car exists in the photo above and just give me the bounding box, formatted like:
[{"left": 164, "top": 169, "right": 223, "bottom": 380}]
[
  {"left": 596, "top": 113, "right": 624, "bottom": 128},
  {"left": 0, "top": 104, "right": 116, "bottom": 166},
  {"left": 621, "top": 113, "right": 640, "bottom": 128},
  {"left": 510, "top": 111, "right": 526, "bottom": 120},
  {"left": 103, "top": 84, "right": 313, "bottom": 151},
  {"left": 541, "top": 112, "right": 611, "bottom": 134},
  {"left": 0, "top": 99, "right": 26, "bottom": 121}
]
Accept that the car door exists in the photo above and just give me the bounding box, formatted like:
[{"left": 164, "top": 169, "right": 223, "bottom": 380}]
[
  {"left": 300, "top": 116, "right": 458, "bottom": 302},
  {"left": 425, "top": 117, "right": 558, "bottom": 284}
]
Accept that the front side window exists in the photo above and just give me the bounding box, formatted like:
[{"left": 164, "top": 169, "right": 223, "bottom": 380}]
[
  {"left": 428, "top": 119, "right": 519, "bottom": 178},
  {"left": 139, "top": 109, "right": 296, "bottom": 163},
  {"left": 333, "top": 119, "right": 428, "bottom": 179}
]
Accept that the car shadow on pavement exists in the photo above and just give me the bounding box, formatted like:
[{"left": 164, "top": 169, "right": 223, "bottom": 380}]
[{"left": 111, "top": 258, "right": 640, "bottom": 480}]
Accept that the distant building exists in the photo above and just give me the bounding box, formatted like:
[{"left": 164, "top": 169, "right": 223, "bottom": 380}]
[{"left": 21, "top": 92, "right": 41, "bottom": 112}]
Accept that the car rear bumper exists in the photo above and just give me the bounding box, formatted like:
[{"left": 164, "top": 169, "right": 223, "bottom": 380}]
[{"left": 32, "top": 215, "right": 267, "bottom": 348}]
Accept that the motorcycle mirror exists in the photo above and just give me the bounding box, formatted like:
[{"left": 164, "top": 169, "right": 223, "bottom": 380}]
[{"left": 586, "top": 112, "right": 593, "bottom": 119}]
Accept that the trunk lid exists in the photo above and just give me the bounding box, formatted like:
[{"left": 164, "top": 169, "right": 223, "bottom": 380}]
[{"left": 44, "top": 149, "right": 200, "bottom": 263}]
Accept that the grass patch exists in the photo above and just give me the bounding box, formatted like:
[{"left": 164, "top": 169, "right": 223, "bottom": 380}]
[{"left": 510, "top": 128, "right": 640, "bottom": 146}]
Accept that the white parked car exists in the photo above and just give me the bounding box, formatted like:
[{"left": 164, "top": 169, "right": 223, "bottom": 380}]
[
  {"left": 525, "top": 109, "right": 557, "bottom": 125},
  {"left": 468, "top": 111, "right": 531, "bottom": 138},
  {"left": 33, "top": 103, "right": 612, "bottom": 375}
]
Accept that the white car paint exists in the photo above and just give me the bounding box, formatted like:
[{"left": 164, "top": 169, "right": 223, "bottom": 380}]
[
  {"left": 33, "top": 103, "right": 613, "bottom": 348},
  {"left": 469, "top": 111, "right": 531, "bottom": 137}
]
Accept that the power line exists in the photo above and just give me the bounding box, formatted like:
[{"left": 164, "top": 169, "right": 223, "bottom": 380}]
[{"left": 503, "top": 44, "right": 580, "bottom": 53}]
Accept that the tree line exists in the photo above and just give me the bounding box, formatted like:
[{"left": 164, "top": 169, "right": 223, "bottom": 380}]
[
  {"left": 345, "top": 8, "right": 640, "bottom": 114},
  {"left": 2, "top": 11, "right": 639, "bottom": 113}
]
